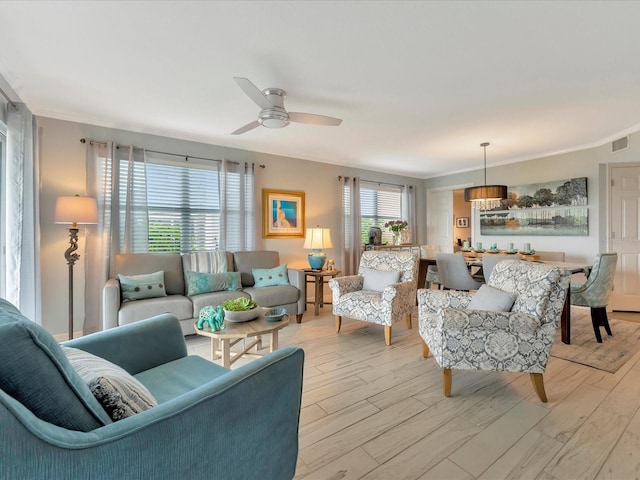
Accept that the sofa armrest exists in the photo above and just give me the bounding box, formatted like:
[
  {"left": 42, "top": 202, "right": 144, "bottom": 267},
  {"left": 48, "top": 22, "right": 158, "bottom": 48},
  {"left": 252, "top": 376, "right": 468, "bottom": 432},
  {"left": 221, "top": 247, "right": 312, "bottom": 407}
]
[
  {"left": 287, "top": 268, "right": 306, "bottom": 314},
  {"left": 0, "top": 347, "right": 304, "bottom": 480},
  {"left": 417, "top": 288, "right": 473, "bottom": 313},
  {"left": 63, "top": 314, "right": 187, "bottom": 375},
  {"left": 102, "top": 277, "right": 121, "bottom": 330}
]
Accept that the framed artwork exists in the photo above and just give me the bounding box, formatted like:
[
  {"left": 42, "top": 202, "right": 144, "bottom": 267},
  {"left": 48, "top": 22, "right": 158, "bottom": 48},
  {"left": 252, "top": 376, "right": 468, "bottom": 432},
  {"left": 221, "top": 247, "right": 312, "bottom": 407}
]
[
  {"left": 262, "top": 189, "right": 305, "bottom": 238},
  {"left": 456, "top": 217, "right": 469, "bottom": 228}
]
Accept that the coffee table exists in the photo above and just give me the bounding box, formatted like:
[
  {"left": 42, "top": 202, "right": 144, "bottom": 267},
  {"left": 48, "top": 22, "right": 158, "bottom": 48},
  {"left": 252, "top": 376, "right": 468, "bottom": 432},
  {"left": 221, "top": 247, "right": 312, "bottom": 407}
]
[{"left": 194, "top": 316, "right": 290, "bottom": 368}]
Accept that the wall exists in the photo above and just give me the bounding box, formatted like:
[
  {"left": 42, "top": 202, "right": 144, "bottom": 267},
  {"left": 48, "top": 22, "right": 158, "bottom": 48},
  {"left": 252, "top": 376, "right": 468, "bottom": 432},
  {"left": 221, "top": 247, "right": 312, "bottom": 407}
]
[
  {"left": 38, "top": 116, "right": 425, "bottom": 336},
  {"left": 452, "top": 189, "right": 471, "bottom": 246},
  {"left": 423, "top": 130, "right": 640, "bottom": 264}
]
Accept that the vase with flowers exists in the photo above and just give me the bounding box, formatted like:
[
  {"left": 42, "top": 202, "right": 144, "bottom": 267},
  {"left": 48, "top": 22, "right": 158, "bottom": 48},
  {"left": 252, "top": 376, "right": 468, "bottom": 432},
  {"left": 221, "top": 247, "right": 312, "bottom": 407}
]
[{"left": 384, "top": 220, "right": 408, "bottom": 245}]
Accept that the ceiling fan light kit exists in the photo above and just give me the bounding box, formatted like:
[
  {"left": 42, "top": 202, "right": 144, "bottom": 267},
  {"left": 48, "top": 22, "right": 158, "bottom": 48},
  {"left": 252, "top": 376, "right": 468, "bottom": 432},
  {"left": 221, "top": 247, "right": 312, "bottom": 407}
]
[
  {"left": 231, "top": 77, "right": 342, "bottom": 135},
  {"left": 464, "top": 142, "right": 508, "bottom": 211}
]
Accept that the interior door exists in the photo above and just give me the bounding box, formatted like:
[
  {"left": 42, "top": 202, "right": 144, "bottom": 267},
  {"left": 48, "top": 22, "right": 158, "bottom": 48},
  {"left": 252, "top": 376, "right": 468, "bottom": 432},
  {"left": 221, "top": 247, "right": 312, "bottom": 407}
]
[
  {"left": 427, "top": 188, "right": 454, "bottom": 253},
  {"left": 609, "top": 164, "right": 640, "bottom": 311}
]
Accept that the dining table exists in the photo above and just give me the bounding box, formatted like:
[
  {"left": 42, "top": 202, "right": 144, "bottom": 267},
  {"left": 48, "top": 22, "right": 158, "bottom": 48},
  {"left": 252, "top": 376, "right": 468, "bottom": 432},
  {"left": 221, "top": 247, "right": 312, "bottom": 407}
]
[{"left": 419, "top": 254, "right": 589, "bottom": 345}]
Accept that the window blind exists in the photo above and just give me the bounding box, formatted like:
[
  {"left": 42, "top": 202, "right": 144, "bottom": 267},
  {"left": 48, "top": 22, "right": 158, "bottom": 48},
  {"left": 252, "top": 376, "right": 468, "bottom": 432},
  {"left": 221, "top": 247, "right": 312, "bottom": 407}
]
[{"left": 360, "top": 182, "right": 402, "bottom": 244}]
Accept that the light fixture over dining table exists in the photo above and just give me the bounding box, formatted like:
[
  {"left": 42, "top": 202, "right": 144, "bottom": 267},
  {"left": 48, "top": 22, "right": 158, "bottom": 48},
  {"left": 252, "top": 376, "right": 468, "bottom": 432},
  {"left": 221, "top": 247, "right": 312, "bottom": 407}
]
[{"left": 464, "top": 142, "right": 508, "bottom": 210}]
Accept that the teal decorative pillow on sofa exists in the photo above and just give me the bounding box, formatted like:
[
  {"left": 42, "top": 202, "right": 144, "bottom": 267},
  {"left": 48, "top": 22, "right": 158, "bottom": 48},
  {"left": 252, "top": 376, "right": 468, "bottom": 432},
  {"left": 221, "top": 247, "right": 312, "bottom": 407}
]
[
  {"left": 63, "top": 346, "right": 158, "bottom": 421},
  {"left": 252, "top": 264, "right": 289, "bottom": 287},
  {"left": 185, "top": 271, "right": 242, "bottom": 296},
  {"left": 0, "top": 299, "right": 112, "bottom": 431},
  {"left": 119, "top": 270, "right": 167, "bottom": 302}
]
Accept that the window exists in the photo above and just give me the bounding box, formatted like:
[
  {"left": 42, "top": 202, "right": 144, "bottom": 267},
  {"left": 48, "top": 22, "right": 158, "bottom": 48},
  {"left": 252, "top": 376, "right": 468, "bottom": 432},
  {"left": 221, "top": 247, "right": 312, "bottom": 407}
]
[
  {"left": 360, "top": 182, "right": 402, "bottom": 244},
  {"left": 100, "top": 148, "right": 254, "bottom": 254},
  {"left": 119, "top": 158, "right": 220, "bottom": 252}
]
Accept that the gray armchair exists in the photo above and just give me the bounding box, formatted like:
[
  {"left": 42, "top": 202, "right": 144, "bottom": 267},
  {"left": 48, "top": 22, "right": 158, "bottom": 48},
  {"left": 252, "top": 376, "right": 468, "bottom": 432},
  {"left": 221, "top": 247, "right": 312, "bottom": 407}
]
[
  {"left": 418, "top": 260, "right": 569, "bottom": 402},
  {"left": 329, "top": 250, "right": 419, "bottom": 345},
  {"left": 0, "top": 298, "right": 304, "bottom": 480}
]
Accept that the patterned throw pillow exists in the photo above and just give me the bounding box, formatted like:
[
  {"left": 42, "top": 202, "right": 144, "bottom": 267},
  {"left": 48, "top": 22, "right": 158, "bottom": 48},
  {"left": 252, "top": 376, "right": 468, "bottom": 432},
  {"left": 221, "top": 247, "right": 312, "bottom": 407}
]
[
  {"left": 118, "top": 271, "right": 167, "bottom": 302},
  {"left": 252, "top": 264, "right": 290, "bottom": 287},
  {"left": 62, "top": 346, "right": 158, "bottom": 421},
  {"left": 185, "top": 271, "right": 242, "bottom": 295},
  {"left": 361, "top": 268, "right": 401, "bottom": 292}
]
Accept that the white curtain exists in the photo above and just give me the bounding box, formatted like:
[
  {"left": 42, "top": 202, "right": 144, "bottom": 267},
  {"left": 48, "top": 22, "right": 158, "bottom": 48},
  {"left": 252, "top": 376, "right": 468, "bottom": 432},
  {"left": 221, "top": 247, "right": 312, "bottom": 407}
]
[
  {"left": 219, "top": 160, "right": 255, "bottom": 251},
  {"left": 402, "top": 184, "right": 416, "bottom": 243},
  {"left": 85, "top": 142, "right": 144, "bottom": 332},
  {"left": 5, "top": 103, "right": 41, "bottom": 322},
  {"left": 340, "top": 175, "right": 361, "bottom": 275}
]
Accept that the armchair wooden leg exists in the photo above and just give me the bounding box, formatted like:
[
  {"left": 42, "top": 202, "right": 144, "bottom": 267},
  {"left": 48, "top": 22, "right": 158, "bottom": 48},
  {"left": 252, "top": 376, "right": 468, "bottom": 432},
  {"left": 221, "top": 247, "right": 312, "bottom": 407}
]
[
  {"left": 334, "top": 316, "right": 342, "bottom": 333},
  {"left": 590, "top": 308, "right": 603, "bottom": 343},
  {"left": 530, "top": 373, "right": 548, "bottom": 402},
  {"left": 443, "top": 369, "right": 452, "bottom": 397},
  {"left": 384, "top": 326, "right": 392, "bottom": 346},
  {"left": 406, "top": 313, "right": 412, "bottom": 329},
  {"left": 421, "top": 339, "right": 430, "bottom": 358}
]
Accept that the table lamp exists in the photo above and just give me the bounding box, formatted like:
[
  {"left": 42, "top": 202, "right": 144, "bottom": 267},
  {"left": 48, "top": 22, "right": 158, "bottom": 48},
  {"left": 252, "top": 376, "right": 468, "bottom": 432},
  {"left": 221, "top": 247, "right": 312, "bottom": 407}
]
[
  {"left": 55, "top": 195, "right": 99, "bottom": 339},
  {"left": 303, "top": 227, "right": 333, "bottom": 270}
]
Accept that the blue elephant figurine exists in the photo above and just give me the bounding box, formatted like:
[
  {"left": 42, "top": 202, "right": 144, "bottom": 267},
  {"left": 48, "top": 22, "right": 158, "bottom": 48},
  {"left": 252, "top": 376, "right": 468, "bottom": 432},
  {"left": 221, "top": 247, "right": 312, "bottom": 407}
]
[{"left": 197, "top": 305, "right": 225, "bottom": 331}]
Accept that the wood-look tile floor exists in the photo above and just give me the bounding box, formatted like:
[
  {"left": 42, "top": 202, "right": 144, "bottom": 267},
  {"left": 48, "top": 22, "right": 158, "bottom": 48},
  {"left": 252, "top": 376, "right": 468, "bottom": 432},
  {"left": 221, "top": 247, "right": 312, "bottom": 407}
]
[{"left": 186, "top": 306, "right": 640, "bottom": 480}]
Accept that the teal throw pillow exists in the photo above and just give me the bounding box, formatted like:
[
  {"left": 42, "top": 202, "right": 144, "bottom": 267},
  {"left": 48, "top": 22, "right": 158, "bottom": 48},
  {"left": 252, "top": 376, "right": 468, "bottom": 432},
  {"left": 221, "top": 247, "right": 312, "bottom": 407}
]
[
  {"left": 119, "top": 271, "right": 167, "bottom": 302},
  {"left": 185, "top": 271, "right": 242, "bottom": 296},
  {"left": 252, "top": 264, "right": 290, "bottom": 287}
]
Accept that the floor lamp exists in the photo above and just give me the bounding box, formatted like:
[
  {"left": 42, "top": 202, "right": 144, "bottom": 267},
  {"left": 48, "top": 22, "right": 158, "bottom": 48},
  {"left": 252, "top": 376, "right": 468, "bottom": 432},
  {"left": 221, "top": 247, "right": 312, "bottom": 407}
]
[{"left": 54, "top": 195, "right": 98, "bottom": 340}]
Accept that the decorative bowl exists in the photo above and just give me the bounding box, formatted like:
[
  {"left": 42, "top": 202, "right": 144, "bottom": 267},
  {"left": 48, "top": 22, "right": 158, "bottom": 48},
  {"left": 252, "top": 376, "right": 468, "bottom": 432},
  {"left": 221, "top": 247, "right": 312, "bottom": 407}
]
[
  {"left": 263, "top": 307, "right": 288, "bottom": 322},
  {"left": 224, "top": 307, "right": 259, "bottom": 323}
]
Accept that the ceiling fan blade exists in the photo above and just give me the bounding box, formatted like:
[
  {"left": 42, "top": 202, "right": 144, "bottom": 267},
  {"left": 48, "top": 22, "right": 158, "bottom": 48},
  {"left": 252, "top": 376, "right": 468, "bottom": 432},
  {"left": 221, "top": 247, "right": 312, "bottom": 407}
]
[
  {"left": 288, "top": 112, "right": 342, "bottom": 126},
  {"left": 231, "top": 120, "right": 261, "bottom": 135},
  {"left": 233, "top": 77, "right": 273, "bottom": 110}
]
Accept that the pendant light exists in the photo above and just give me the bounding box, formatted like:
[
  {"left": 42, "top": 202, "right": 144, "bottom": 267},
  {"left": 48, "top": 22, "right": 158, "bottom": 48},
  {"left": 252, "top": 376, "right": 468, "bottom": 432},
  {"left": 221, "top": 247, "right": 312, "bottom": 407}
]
[{"left": 463, "top": 142, "right": 507, "bottom": 210}]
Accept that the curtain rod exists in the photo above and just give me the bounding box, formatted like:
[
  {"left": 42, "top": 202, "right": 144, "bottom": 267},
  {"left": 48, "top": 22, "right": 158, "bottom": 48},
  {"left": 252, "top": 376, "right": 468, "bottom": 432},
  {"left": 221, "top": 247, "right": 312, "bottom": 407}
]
[
  {"left": 337, "top": 175, "right": 411, "bottom": 189},
  {"left": 80, "top": 138, "right": 265, "bottom": 168},
  {"left": 0, "top": 86, "right": 18, "bottom": 110}
]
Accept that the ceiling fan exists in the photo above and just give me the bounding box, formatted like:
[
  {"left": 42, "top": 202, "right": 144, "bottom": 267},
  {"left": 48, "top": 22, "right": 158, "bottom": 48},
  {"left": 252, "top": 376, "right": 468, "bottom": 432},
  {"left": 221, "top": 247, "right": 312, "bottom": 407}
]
[{"left": 231, "top": 77, "right": 343, "bottom": 135}]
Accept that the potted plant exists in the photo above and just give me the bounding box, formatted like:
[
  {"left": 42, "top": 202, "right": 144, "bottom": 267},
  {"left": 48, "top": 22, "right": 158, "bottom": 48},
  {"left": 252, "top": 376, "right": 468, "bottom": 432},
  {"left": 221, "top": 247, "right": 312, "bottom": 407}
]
[{"left": 221, "top": 297, "right": 259, "bottom": 323}]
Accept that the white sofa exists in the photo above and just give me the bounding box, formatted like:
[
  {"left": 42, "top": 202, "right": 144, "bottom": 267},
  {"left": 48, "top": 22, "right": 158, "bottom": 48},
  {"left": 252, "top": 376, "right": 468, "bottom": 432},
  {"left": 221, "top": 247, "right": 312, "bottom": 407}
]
[{"left": 103, "top": 251, "right": 305, "bottom": 335}]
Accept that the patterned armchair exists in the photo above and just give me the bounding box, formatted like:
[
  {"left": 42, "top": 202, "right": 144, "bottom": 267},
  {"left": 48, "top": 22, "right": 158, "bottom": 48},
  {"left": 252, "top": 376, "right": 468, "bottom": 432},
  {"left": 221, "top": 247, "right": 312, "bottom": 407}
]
[
  {"left": 570, "top": 253, "right": 618, "bottom": 343},
  {"left": 329, "top": 250, "right": 419, "bottom": 345},
  {"left": 418, "top": 260, "right": 569, "bottom": 402}
]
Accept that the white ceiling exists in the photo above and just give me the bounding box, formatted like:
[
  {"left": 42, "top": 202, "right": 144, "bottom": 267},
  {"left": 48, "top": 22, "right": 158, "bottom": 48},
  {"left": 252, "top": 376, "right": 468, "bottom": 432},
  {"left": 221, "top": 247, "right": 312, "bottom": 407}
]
[{"left": 1, "top": 1, "right": 640, "bottom": 179}]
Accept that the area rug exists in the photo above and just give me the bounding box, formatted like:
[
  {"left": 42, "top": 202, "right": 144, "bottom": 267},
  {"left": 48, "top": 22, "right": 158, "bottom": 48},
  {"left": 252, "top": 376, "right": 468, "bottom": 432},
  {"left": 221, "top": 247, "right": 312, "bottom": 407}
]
[{"left": 550, "top": 317, "right": 640, "bottom": 373}]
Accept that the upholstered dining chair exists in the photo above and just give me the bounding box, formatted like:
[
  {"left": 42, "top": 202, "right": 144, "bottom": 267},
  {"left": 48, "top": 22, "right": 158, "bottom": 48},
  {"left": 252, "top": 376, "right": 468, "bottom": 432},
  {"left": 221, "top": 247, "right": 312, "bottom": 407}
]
[
  {"left": 436, "top": 253, "right": 483, "bottom": 291},
  {"left": 481, "top": 254, "right": 518, "bottom": 283},
  {"left": 570, "top": 253, "right": 618, "bottom": 343},
  {"left": 421, "top": 245, "right": 441, "bottom": 289},
  {"left": 329, "top": 250, "right": 419, "bottom": 345},
  {"left": 418, "top": 260, "right": 569, "bottom": 402}
]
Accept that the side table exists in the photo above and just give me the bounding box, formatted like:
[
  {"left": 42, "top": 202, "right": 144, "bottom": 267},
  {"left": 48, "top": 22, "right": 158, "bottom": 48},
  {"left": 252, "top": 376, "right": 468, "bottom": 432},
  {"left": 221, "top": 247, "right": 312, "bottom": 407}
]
[{"left": 305, "top": 269, "right": 340, "bottom": 315}]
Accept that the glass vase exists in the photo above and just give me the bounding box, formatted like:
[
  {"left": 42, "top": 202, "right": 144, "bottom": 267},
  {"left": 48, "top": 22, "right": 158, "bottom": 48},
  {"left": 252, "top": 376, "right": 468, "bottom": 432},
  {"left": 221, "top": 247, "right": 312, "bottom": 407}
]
[{"left": 392, "top": 232, "right": 400, "bottom": 245}]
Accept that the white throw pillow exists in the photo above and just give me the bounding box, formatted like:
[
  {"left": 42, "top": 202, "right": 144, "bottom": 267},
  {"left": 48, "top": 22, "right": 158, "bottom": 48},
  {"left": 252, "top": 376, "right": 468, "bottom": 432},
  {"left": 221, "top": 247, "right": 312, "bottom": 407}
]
[
  {"left": 361, "top": 268, "right": 401, "bottom": 292},
  {"left": 467, "top": 284, "right": 517, "bottom": 312},
  {"left": 62, "top": 346, "right": 158, "bottom": 421}
]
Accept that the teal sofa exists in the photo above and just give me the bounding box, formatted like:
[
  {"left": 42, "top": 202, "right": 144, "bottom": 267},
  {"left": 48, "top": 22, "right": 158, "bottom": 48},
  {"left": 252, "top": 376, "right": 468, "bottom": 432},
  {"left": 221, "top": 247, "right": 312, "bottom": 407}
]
[{"left": 0, "top": 298, "right": 304, "bottom": 479}]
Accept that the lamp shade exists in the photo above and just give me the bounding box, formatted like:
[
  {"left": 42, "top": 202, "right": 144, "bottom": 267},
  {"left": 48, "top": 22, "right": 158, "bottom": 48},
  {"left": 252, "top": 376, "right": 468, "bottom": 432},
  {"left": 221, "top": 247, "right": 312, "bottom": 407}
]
[
  {"left": 54, "top": 196, "right": 99, "bottom": 226},
  {"left": 303, "top": 228, "right": 333, "bottom": 250},
  {"left": 463, "top": 185, "right": 508, "bottom": 202}
]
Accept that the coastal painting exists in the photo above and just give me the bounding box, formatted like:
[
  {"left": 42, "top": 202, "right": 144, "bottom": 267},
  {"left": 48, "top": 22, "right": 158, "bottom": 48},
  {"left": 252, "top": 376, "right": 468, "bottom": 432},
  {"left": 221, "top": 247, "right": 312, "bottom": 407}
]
[
  {"left": 479, "top": 177, "right": 588, "bottom": 236},
  {"left": 262, "top": 189, "right": 305, "bottom": 238}
]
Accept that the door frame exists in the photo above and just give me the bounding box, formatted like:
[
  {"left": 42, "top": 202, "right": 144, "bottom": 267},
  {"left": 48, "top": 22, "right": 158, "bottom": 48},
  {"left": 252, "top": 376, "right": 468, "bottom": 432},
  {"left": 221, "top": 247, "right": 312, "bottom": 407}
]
[
  {"left": 607, "top": 161, "right": 640, "bottom": 312},
  {"left": 426, "top": 182, "right": 473, "bottom": 251}
]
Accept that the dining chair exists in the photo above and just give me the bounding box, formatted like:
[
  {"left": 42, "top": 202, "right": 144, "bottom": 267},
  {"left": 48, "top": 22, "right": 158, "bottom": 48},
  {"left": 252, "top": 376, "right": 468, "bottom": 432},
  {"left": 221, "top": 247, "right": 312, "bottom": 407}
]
[
  {"left": 481, "top": 254, "right": 517, "bottom": 283},
  {"left": 421, "top": 245, "right": 441, "bottom": 289},
  {"left": 570, "top": 253, "right": 618, "bottom": 343},
  {"left": 436, "top": 253, "right": 483, "bottom": 291},
  {"left": 536, "top": 251, "right": 566, "bottom": 262}
]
